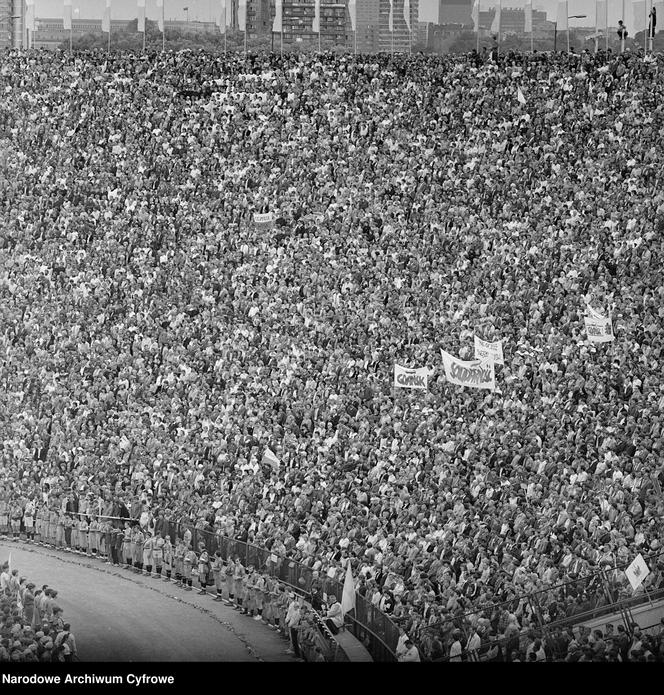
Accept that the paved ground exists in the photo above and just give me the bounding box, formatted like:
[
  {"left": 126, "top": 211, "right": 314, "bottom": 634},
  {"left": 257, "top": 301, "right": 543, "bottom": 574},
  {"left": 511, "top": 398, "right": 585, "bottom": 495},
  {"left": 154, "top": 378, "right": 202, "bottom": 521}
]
[{"left": 0, "top": 540, "right": 297, "bottom": 662}]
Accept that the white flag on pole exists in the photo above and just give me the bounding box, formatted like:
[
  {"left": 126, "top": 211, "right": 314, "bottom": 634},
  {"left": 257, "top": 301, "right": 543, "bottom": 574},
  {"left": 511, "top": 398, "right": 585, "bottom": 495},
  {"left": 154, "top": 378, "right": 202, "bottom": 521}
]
[
  {"left": 557, "top": 0, "right": 569, "bottom": 30},
  {"left": 341, "top": 562, "right": 356, "bottom": 616},
  {"left": 273, "top": 0, "right": 283, "bottom": 32},
  {"left": 403, "top": 0, "right": 411, "bottom": 31},
  {"left": 238, "top": 0, "right": 247, "bottom": 31},
  {"left": 625, "top": 553, "right": 650, "bottom": 591},
  {"left": 349, "top": 0, "right": 357, "bottom": 31},
  {"left": 491, "top": 0, "right": 501, "bottom": 33}
]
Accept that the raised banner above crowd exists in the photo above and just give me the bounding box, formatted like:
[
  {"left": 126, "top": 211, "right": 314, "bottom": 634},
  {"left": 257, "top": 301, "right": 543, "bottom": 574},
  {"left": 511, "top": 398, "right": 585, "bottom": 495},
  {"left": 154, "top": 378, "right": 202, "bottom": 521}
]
[
  {"left": 441, "top": 350, "right": 496, "bottom": 391},
  {"left": 253, "top": 211, "right": 275, "bottom": 225},
  {"left": 473, "top": 336, "right": 504, "bottom": 365},
  {"left": 394, "top": 364, "right": 428, "bottom": 390},
  {"left": 584, "top": 315, "right": 614, "bottom": 343}
]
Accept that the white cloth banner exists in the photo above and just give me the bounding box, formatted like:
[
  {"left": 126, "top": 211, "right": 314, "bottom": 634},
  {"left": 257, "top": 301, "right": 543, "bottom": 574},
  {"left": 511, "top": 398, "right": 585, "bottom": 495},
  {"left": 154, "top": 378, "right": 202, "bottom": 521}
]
[
  {"left": 441, "top": 350, "right": 495, "bottom": 391},
  {"left": 253, "top": 211, "right": 275, "bottom": 224},
  {"left": 625, "top": 553, "right": 650, "bottom": 591},
  {"left": 474, "top": 336, "right": 504, "bottom": 365},
  {"left": 273, "top": 0, "right": 283, "bottom": 32},
  {"left": 584, "top": 315, "right": 614, "bottom": 343},
  {"left": 394, "top": 364, "right": 428, "bottom": 390}
]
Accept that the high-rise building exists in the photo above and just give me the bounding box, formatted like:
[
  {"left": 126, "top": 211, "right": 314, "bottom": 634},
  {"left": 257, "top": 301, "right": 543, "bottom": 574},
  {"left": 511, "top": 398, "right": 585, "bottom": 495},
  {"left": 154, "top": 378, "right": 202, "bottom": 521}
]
[
  {"left": 378, "top": 0, "right": 418, "bottom": 51},
  {"left": 0, "top": 0, "right": 21, "bottom": 49},
  {"left": 276, "top": 0, "right": 347, "bottom": 49},
  {"left": 350, "top": 0, "right": 380, "bottom": 52}
]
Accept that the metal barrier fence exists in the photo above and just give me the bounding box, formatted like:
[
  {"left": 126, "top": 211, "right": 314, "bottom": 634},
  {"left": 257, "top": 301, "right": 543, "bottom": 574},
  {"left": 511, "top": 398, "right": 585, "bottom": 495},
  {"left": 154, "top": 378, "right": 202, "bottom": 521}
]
[
  {"left": 27, "top": 510, "right": 664, "bottom": 662},
  {"left": 161, "top": 521, "right": 400, "bottom": 662}
]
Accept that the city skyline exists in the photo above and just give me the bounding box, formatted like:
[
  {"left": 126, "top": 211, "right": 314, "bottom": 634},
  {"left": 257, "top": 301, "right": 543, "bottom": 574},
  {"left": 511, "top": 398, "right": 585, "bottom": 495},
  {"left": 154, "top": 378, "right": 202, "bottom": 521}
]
[{"left": 30, "top": 0, "right": 663, "bottom": 27}]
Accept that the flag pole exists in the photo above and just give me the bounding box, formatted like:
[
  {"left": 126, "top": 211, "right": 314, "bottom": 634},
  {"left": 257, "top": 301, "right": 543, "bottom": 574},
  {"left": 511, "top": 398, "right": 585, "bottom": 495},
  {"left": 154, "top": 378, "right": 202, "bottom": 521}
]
[
  {"left": 530, "top": 0, "right": 534, "bottom": 51},
  {"left": 476, "top": 0, "right": 480, "bottom": 53}
]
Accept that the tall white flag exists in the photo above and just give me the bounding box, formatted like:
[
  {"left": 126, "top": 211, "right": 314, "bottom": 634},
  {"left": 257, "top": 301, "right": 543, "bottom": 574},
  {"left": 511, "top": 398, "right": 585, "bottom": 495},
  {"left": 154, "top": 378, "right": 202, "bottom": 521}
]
[
  {"left": 341, "top": 562, "right": 356, "bottom": 616},
  {"left": 491, "top": 0, "right": 501, "bottom": 34},
  {"left": 472, "top": 0, "right": 480, "bottom": 31},
  {"left": 524, "top": 0, "right": 533, "bottom": 32},
  {"left": 556, "top": 0, "right": 569, "bottom": 30},
  {"left": 156, "top": 0, "right": 164, "bottom": 32},
  {"left": 138, "top": 0, "right": 146, "bottom": 33},
  {"left": 349, "top": 0, "right": 357, "bottom": 31},
  {"left": 313, "top": 0, "right": 321, "bottom": 32},
  {"left": 103, "top": 0, "right": 112, "bottom": 33},
  {"left": 238, "top": 0, "right": 247, "bottom": 31},
  {"left": 273, "top": 0, "right": 283, "bottom": 32},
  {"left": 404, "top": 0, "right": 411, "bottom": 31},
  {"left": 388, "top": 0, "right": 394, "bottom": 31},
  {"left": 63, "top": 0, "right": 72, "bottom": 32}
]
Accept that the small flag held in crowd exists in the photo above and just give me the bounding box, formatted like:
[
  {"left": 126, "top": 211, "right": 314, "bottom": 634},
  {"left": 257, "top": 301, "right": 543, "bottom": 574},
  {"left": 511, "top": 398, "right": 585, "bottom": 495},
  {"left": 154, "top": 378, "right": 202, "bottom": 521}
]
[
  {"left": 517, "top": 87, "right": 527, "bottom": 105},
  {"left": 262, "top": 448, "right": 280, "bottom": 470}
]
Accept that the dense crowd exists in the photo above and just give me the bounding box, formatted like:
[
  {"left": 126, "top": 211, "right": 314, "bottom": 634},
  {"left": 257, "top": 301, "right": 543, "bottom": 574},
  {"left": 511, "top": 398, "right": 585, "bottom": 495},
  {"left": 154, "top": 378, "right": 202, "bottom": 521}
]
[
  {"left": 1, "top": 45, "right": 664, "bottom": 662},
  {"left": 0, "top": 556, "right": 77, "bottom": 661}
]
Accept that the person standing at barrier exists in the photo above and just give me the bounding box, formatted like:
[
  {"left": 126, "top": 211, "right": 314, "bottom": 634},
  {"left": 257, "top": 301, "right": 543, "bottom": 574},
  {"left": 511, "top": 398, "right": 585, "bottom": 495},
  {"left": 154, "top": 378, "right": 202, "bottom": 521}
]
[
  {"left": 174, "top": 538, "right": 185, "bottom": 586},
  {"left": 64, "top": 514, "right": 74, "bottom": 551},
  {"left": 122, "top": 522, "right": 132, "bottom": 569},
  {"left": 262, "top": 573, "right": 276, "bottom": 627},
  {"left": 143, "top": 530, "right": 155, "bottom": 577},
  {"left": 275, "top": 586, "right": 289, "bottom": 635},
  {"left": 197, "top": 543, "right": 210, "bottom": 594},
  {"left": 77, "top": 515, "right": 88, "bottom": 555},
  {"left": 183, "top": 543, "right": 197, "bottom": 591},
  {"left": 88, "top": 516, "right": 99, "bottom": 556},
  {"left": 132, "top": 524, "right": 144, "bottom": 573},
  {"left": 224, "top": 556, "right": 235, "bottom": 604},
  {"left": 162, "top": 535, "right": 173, "bottom": 581},
  {"left": 69, "top": 514, "right": 78, "bottom": 552},
  {"left": 153, "top": 533, "right": 165, "bottom": 578},
  {"left": 252, "top": 570, "right": 266, "bottom": 621},
  {"left": 0, "top": 496, "right": 8, "bottom": 537},
  {"left": 242, "top": 565, "right": 255, "bottom": 616},
  {"left": 233, "top": 557, "right": 246, "bottom": 610},
  {"left": 55, "top": 510, "right": 65, "bottom": 549},
  {"left": 285, "top": 593, "right": 302, "bottom": 657},
  {"left": 211, "top": 551, "right": 223, "bottom": 601},
  {"left": 10, "top": 499, "right": 23, "bottom": 540},
  {"left": 24, "top": 500, "right": 35, "bottom": 542}
]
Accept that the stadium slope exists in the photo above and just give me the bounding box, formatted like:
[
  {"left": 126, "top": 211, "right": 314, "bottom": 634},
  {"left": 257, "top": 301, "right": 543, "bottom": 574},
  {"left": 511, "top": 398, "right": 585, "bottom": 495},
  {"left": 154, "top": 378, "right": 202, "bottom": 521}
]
[{"left": 0, "top": 541, "right": 296, "bottom": 662}]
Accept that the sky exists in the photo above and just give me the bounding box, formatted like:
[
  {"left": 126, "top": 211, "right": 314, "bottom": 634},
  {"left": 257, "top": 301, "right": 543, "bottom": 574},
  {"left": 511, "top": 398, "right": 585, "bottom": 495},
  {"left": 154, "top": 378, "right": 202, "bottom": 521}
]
[{"left": 34, "top": 0, "right": 659, "bottom": 28}]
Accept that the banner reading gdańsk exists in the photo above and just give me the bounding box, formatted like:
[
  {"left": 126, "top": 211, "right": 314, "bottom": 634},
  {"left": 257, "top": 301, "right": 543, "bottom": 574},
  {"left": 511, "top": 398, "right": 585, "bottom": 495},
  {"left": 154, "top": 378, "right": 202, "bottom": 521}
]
[
  {"left": 394, "top": 364, "right": 428, "bottom": 390},
  {"left": 584, "top": 315, "right": 614, "bottom": 343},
  {"left": 474, "top": 335, "right": 504, "bottom": 365},
  {"left": 441, "top": 350, "right": 495, "bottom": 391}
]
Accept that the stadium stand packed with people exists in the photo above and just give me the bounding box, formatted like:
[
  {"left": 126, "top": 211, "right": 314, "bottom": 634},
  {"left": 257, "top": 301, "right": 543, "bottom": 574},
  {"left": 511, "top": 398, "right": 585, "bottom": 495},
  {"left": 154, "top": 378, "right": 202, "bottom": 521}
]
[{"left": 1, "top": 45, "right": 664, "bottom": 662}]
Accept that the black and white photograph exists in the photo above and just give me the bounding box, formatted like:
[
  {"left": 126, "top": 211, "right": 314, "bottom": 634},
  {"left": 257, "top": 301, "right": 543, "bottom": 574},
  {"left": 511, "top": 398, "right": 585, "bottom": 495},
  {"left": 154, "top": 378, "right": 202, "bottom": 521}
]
[{"left": 1, "top": 0, "right": 664, "bottom": 679}]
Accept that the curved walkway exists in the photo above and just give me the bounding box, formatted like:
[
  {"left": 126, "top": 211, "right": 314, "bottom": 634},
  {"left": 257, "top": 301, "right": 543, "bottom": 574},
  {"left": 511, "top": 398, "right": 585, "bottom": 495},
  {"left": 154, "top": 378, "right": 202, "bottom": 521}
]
[{"left": 0, "top": 541, "right": 297, "bottom": 662}]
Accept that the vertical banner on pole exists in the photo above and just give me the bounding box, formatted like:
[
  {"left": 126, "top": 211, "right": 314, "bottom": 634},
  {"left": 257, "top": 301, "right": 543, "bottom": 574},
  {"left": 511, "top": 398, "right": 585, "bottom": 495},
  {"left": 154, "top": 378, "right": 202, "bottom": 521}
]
[
  {"left": 138, "top": 0, "right": 146, "bottom": 33},
  {"left": 157, "top": 0, "right": 164, "bottom": 32},
  {"left": 102, "top": 0, "right": 111, "bottom": 33},
  {"left": 238, "top": 0, "right": 247, "bottom": 31},
  {"left": 63, "top": 0, "right": 72, "bottom": 31},
  {"left": 524, "top": 0, "right": 532, "bottom": 32},
  {"left": 490, "top": 0, "right": 501, "bottom": 40}
]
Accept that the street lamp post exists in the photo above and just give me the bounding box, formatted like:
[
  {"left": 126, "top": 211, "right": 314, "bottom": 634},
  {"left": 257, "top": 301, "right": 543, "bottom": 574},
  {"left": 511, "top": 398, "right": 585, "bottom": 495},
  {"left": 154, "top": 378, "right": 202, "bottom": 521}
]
[
  {"left": 0, "top": 14, "right": 20, "bottom": 50},
  {"left": 555, "top": 14, "right": 586, "bottom": 52}
]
